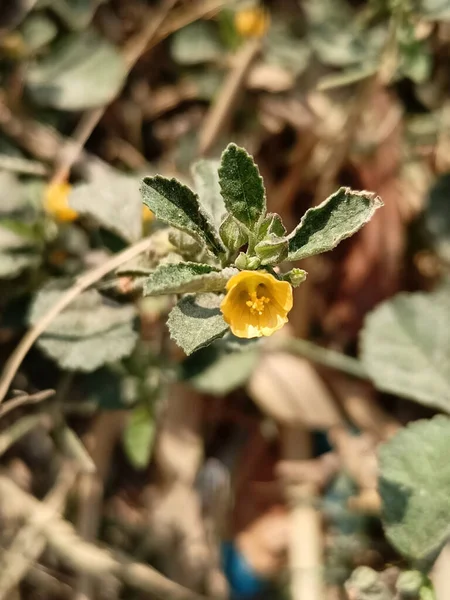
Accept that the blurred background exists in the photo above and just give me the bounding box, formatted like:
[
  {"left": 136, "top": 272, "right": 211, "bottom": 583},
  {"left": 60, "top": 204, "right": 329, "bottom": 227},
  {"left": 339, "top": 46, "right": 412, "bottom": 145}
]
[{"left": 0, "top": 0, "right": 449, "bottom": 599}]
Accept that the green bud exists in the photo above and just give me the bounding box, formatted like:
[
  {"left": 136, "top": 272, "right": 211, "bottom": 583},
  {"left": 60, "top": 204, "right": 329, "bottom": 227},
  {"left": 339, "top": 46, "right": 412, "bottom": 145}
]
[
  {"left": 246, "top": 256, "right": 261, "bottom": 269},
  {"left": 235, "top": 252, "right": 249, "bottom": 270},
  {"left": 219, "top": 214, "right": 248, "bottom": 252},
  {"left": 396, "top": 571, "right": 425, "bottom": 597},
  {"left": 255, "top": 234, "right": 288, "bottom": 265},
  {"left": 283, "top": 268, "right": 307, "bottom": 287}
]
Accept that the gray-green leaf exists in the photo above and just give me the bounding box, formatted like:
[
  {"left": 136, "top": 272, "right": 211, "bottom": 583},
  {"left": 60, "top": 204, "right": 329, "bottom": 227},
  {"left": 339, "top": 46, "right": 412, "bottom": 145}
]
[
  {"left": 192, "top": 159, "right": 226, "bottom": 229},
  {"left": 255, "top": 234, "right": 288, "bottom": 265},
  {"left": 69, "top": 170, "right": 142, "bottom": 242},
  {"left": 167, "top": 293, "right": 228, "bottom": 355},
  {"left": 141, "top": 176, "right": 225, "bottom": 256},
  {"left": 360, "top": 286, "right": 450, "bottom": 412},
  {"left": 25, "top": 31, "right": 126, "bottom": 110},
  {"left": 123, "top": 404, "right": 155, "bottom": 469},
  {"left": 379, "top": 415, "right": 450, "bottom": 563},
  {"left": 181, "top": 341, "right": 260, "bottom": 395},
  {"left": 144, "top": 262, "right": 236, "bottom": 296},
  {"left": 171, "top": 21, "right": 224, "bottom": 65},
  {"left": 29, "top": 283, "right": 138, "bottom": 371},
  {"left": 257, "top": 213, "right": 287, "bottom": 239},
  {"left": 218, "top": 144, "right": 266, "bottom": 230},
  {"left": 219, "top": 214, "right": 248, "bottom": 253},
  {"left": 287, "top": 187, "right": 383, "bottom": 261}
]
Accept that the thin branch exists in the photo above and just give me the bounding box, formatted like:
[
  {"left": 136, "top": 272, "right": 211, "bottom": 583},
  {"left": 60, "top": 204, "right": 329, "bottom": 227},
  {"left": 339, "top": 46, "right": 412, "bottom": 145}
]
[
  {"left": 198, "top": 38, "right": 262, "bottom": 156},
  {"left": 0, "top": 236, "right": 153, "bottom": 403},
  {"left": 0, "top": 389, "right": 55, "bottom": 420},
  {"left": 0, "top": 414, "right": 50, "bottom": 456},
  {"left": 275, "top": 337, "right": 368, "bottom": 380}
]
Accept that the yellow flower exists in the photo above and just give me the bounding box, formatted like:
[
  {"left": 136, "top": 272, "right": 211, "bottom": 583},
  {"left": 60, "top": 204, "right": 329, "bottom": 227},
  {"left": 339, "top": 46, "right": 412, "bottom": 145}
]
[
  {"left": 142, "top": 204, "right": 154, "bottom": 223},
  {"left": 44, "top": 182, "right": 78, "bottom": 223},
  {"left": 221, "top": 270, "right": 293, "bottom": 339},
  {"left": 234, "top": 6, "right": 270, "bottom": 38}
]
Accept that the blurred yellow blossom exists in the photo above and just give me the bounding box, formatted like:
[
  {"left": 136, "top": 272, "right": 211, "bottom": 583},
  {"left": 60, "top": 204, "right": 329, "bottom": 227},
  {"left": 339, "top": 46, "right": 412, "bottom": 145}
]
[
  {"left": 44, "top": 182, "right": 78, "bottom": 223},
  {"left": 234, "top": 6, "right": 270, "bottom": 38},
  {"left": 221, "top": 270, "right": 292, "bottom": 338},
  {"left": 142, "top": 204, "right": 154, "bottom": 223}
]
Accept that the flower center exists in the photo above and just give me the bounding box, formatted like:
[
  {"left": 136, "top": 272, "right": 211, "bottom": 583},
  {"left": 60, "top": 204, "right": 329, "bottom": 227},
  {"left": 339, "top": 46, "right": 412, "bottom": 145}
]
[{"left": 246, "top": 290, "right": 270, "bottom": 315}]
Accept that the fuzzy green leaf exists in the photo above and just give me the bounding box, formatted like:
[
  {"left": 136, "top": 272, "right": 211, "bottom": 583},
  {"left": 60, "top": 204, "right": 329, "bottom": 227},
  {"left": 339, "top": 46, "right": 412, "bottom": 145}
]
[
  {"left": 218, "top": 144, "right": 266, "bottom": 230},
  {"left": 141, "top": 176, "right": 224, "bottom": 256},
  {"left": 25, "top": 31, "right": 126, "bottom": 110},
  {"left": 255, "top": 234, "right": 288, "bottom": 265},
  {"left": 181, "top": 341, "right": 260, "bottom": 395},
  {"left": 360, "top": 286, "right": 450, "bottom": 412},
  {"left": 192, "top": 159, "right": 226, "bottom": 229},
  {"left": 69, "top": 170, "right": 142, "bottom": 242},
  {"left": 122, "top": 404, "right": 155, "bottom": 469},
  {"left": 219, "top": 214, "right": 248, "bottom": 253},
  {"left": 29, "top": 282, "right": 138, "bottom": 372},
  {"left": 257, "top": 213, "right": 287, "bottom": 239},
  {"left": 287, "top": 187, "right": 383, "bottom": 261},
  {"left": 171, "top": 21, "right": 224, "bottom": 65},
  {"left": 379, "top": 415, "right": 450, "bottom": 563},
  {"left": 144, "top": 262, "right": 236, "bottom": 296},
  {"left": 167, "top": 293, "right": 228, "bottom": 355}
]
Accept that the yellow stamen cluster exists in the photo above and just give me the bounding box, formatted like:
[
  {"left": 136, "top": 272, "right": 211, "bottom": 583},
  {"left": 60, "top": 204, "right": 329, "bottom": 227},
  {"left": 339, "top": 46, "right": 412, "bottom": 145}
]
[{"left": 246, "top": 290, "right": 270, "bottom": 315}]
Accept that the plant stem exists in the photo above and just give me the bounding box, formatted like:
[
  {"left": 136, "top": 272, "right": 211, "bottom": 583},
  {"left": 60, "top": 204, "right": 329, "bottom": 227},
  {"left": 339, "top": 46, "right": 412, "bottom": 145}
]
[{"left": 278, "top": 338, "right": 368, "bottom": 380}]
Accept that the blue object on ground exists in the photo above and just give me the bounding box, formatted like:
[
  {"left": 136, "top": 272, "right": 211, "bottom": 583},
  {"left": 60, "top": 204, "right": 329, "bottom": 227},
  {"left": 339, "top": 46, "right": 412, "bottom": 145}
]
[{"left": 221, "top": 541, "right": 268, "bottom": 599}]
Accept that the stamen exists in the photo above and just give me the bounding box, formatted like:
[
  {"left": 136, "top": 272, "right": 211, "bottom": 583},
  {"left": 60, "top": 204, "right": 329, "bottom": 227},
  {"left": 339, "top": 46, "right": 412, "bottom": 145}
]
[{"left": 246, "top": 291, "right": 270, "bottom": 315}]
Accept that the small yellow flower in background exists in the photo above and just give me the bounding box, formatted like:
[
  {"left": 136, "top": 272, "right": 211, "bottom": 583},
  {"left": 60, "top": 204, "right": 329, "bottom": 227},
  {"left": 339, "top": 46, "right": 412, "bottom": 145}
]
[
  {"left": 234, "top": 5, "right": 270, "bottom": 38},
  {"left": 221, "top": 270, "right": 293, "bottom": 339},
  {"left": 142, "top": 204, "right": 154, "bottom": 223},
  {"left": 44, "top": 182, "right": 78, "bottom": 223}
]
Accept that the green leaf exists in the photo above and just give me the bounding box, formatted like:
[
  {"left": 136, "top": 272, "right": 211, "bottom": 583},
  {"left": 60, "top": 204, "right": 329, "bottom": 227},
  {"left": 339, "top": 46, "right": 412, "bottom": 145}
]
[
  {"left": 167, "top": 293, "right": 228, "bottom": 355},
  {"left": 69, "top": 170, "right": 142, "bottom": 243},
  {"left": 181, "top": 340, "right": 260, "bottom": 395},
  {"left": 171, "top": 21, "right": 224, "bottom": 65},
  {"left": 29, "top": 282, "right": 138, "bottom": 372},
  {"left": 45, "top": 0, "right": 104, "bottom": 30},
  {"left": 141, "top": 176, "right": 225, "bottom": 256},
  {"left": 265, "top": 21, "right": 311, "bottom": 76},
  {"left": 360, "top": 286, "right": 450, "bottom": 412},
  {"left": 425, "top": 173, "right": 450, "bottom": 262},
  {"left": 287, "top": 187, "right": 383, "bottom": 261},
  {"left": 255, "top": 234, "right": 288, "bottom": 265},
  {"left": 304, "top": 0, "right": 386, "bottom": 68},
  {"left": 257, "top": 213, "right": 287, "bottom": 239},
  {"left": 192, "top": 159, "right": 226, "bottom": 229},
  {"left": 122, "top": 403, "right": 155, "bottom": 469},
  {"left": 379, "top": 415, "right": 450, "bottom": 563},
  {"left": 218, "top": 144, "right": 266, "bottom": 230},
  {"left": 20, "top": 14, "right": 58, "bottom": 53},
  {"left": 25, "top": 31, "right": 126, "bottom": 110},
  {"left": 219, "top": 214, "right": 248, "bottom": 253},
  {"left": 144, "top": 262, "right": 236, "bottom": 296},
  {"left": 420, "top": 0, "right": 450, "bottom": 21}
]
